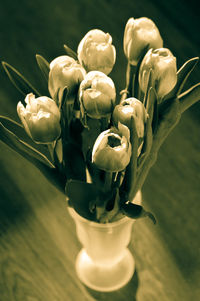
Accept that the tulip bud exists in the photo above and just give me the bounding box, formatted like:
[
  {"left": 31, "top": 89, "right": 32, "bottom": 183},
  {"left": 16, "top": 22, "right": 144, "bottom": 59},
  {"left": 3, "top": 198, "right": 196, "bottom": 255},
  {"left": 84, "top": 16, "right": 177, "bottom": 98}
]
[
  {"left": 79, "top": 71, "right": 116, "bottom": 119},
  {"left": 123, "top": 17, "right": 163, "bottom": 65},
  {"left": 112, "top": 98, "right": 148, "bottom": 138},
  {"left": 17, "top": 93, "right": 61, "bottom": 144},
  {"left": 92, "top": 123, "right": 131, "bottom": 172},
  {"left": 139, "top": 48, "right": 177, "bottom": 99},
  {"left": 77, "top": 29, "right": 116, "bottom": 75},
  {"left": 48, "top": 55, "right": 86, "bottom": 104}
]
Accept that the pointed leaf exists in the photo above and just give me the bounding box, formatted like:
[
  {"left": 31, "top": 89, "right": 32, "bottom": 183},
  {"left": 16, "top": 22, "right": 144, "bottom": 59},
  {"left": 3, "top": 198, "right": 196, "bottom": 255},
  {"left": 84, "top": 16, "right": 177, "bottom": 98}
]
[
  {"left": 36, "top": 54, "right": 50, "bottom": 82},
  {"left": 64, "top": 44, "right": 78, "bottom": 60},
  {"left": 137, "top": 115, "right": 153, "bottom": 169},
  {"left": 138, "top": 87, "right": 155, "bottom": 168},
  {"left": 53, "top": 138, "right": 63, "bottom": 165},
  {"left": 0, "top": 115, "right": 50, "bottom": 159},
  {"left": 146, "top": 87, "right": 156, "bottom": 122},
  {"left": 155, "top": 98, "right": 181, "bottom": 150},
  {"left": 53, "top": 86, "right": 68, "bottom": 108},
  {"left": 143, "top": 69, "right": 153, "bottom": 108},
  {"left": 52, "top": 86, "right": 60, "bottom": 105},
  {"left": 152, "top": 94, "right": 158, "bottom": 134},
  {"left": 121, "top": 202, "right": 156, "bottom": 224},
  {"left": 0, "top": 121, "right": 66, "bottom": 192},
  {"left": 65, "top": 180, "right": 98, "bottom": 221},
  {"left": 164, "top": 57, "right": 199, "bottom": 100},
  {"left": 59, "top": 86, "right": 68, "bottom": 110},
  {"left": 146, "top": 87, "right": 158, "bottom": 134},
  {"left": 0, "top": 121, "right": 54, "bottom": 168},
  {"left": 178, "top": 82, "right": 200, "bottom": 113},
  {"left": 2, "top": 62, "right": 41, "bottom": 97},
  {"left": 120, "top": 117, "right": 138, "bottom": 195}
]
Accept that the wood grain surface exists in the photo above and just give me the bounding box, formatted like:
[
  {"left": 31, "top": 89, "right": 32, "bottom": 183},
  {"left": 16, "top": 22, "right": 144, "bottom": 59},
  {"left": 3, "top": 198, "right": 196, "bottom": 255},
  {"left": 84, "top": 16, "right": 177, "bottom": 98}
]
[{"left": 0, "top": 1, "right": 200, "bottom": 300}]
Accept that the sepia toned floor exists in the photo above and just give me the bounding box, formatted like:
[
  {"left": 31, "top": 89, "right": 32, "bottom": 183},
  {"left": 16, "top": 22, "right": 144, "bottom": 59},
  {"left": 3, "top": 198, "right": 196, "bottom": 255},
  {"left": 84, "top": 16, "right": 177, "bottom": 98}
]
[{"left": 0, "top": 0, "right": 200, "bottom": 300}]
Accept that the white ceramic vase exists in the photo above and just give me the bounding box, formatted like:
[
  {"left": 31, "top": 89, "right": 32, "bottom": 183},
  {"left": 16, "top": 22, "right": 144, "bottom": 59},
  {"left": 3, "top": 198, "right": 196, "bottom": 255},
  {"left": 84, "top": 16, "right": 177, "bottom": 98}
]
[{"left": 68, "top": 190, "right": 142, "bottom": 292}]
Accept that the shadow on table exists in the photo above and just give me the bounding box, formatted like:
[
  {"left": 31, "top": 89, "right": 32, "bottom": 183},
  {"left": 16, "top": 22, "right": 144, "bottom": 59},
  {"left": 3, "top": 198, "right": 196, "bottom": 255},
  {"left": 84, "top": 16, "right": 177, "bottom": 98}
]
[
  {"left": 142, "top": 185, "right": 200, "bottom": 289},
  {"left": 0, "top": 165, "right": 32, "bottom": 236},
  {"left": 84, "top": 269, "right": 139, "bottom": 301}
]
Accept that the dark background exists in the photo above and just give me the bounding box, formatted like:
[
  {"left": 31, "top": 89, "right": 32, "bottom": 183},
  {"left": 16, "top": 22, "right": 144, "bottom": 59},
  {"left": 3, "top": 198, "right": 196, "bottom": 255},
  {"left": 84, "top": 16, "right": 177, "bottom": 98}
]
[
  {"left": 0, "top": 1, "right": 200, "bottom": 300},
  {"left": 0, "top": 0, "right": 199, "bottom": 118}
]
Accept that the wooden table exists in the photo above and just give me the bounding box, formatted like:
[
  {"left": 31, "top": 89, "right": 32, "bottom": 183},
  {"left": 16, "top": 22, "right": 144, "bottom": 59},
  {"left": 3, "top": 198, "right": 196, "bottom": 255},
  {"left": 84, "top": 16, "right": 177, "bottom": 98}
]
[{"left": 0, "top": 1, "right": 200, "bottom": 300}]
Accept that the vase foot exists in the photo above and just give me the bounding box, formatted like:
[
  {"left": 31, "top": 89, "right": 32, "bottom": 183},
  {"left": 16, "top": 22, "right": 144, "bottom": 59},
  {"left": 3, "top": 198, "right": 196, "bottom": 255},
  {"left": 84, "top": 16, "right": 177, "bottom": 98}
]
[{"left": 75, "top": 248, "right": 135, "bottom": 292}]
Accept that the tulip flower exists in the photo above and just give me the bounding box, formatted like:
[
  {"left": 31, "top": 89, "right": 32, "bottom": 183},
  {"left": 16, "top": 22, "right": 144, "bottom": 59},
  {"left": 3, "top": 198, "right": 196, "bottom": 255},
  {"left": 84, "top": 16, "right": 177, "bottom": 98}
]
[
  {"left": 123, "top": 17, "right": 163, "bottom": 65},
  {"left": 139, "top": 48, "right": 177, "bottom": 99},
  {"left": 77, "top": 29, "right": 116, "bottom": 75},
  {"left": 48, "top": 55, "right": 86, "bottom": 104},
  {"left": 79, "top": 71, "right": 116, "bottom": 119},
  {"left": 92, "top": 123, "right": 131, "bottom": 172},
  {"left": 112, "top": 98, "right": 148, "bottom": 138},
  {"left": 17, "top": 93, "right": 61, "bottom": 144}
]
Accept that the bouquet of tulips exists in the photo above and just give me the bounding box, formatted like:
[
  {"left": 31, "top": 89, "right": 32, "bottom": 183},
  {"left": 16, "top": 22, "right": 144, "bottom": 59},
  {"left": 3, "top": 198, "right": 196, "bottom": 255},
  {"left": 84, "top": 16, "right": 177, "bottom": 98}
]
[{"left": 1, "top": 17, "right": 199, "bottom": 223}]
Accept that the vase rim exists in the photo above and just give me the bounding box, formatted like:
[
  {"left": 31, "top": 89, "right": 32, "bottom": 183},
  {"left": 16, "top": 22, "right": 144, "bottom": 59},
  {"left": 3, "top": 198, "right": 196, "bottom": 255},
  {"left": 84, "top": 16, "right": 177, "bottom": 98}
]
[
  {"left": 67, "top": 190, "right": 142, "bottom": 227},
  {"left": 68, "top": 206, "right": 133, "bottom": 227}
]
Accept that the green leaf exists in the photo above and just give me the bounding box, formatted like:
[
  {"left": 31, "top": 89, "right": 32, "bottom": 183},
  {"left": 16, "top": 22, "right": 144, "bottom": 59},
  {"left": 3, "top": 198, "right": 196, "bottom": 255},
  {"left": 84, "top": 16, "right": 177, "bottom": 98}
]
[
  {"left": 143, "top": 69, "right": 153, "bottom": 108},
  {"left": 147, "top": 87, "right": 158, "bottom": 134},
  {"left": 59, "top": 86, "right": 68, "bottom": 110},
  {"left": 86, "top": 156, "right": 103, "bottom": 186},
  {"left": 36, "top": 54, "right": 50, "bottom": 82},
  {"left": 137, "top": 114, "right": 153, "bottom": 170},
  {"left": 164, "top": 57, "right": 199, "bottom": 100},
  {"left": 0, "top": 115, "right": 50, "bottom": 159},
  {"left": 0, "top": 121, "right": 54, "bottom": 168},
  {"left": 0, "top": 121, "right": 66, "bottom": 192},
  {"left": 146, "top": 87, "right": 156, "bottom": 122},
  {"left": 65, "top": 180, "right": 98, "bottom": 221},
  {"left": 63, "top": 44, "right": 78, "bottom": 60},
  {"left": 2, "top": 62, "right": 41, "bottom": 97},
  {"left": 53, "top": 138, "right": 63, "bottom": 165},
  {"left": 63, "top": 142, "right": 86, "bottom": 182},
  {"left": 178, "top": 82, "right": 200, "bottom": 113},
  {"left": 155, "top": 98, "right": 181, "bottom": 151},
  {"left": 137, "top": 88, "right": 155, "bottom": 169},
  {"left": 121, "top": 202, "right": 156, "bottom": 224},
  {"left": 120, "top": 117, "right": 138, "bottom": 196},
  {"left": 53, "top": 86, "right": 68, "bottom": 108}
]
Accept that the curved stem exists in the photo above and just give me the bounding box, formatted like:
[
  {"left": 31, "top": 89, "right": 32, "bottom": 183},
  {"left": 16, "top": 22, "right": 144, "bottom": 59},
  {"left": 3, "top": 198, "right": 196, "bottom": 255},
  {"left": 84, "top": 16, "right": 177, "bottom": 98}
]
[
  {"left": 120, "top": 63, "right": 136, "bottom": 102},
  {"left": 130, "top": 98, "right": 182, "bottom": 200},
  {"left": 179, "top": 83, "right": 200, "bottom": 113},
  {"left": 47, "top": 142, "right": 55, "bottom": 163}
]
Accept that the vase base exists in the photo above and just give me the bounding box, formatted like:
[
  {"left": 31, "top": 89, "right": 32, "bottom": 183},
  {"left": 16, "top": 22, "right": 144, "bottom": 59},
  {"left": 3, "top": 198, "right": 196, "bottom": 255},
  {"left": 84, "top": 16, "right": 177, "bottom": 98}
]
[{"left": 75, "top": 248, "right": 135, "bottom": 292}]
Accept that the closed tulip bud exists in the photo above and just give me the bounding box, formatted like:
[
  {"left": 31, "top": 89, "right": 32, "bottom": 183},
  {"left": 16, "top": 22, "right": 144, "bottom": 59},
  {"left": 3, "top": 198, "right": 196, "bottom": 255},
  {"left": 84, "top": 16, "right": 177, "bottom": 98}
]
[
  {"left": 139, "top": 48, "right": 177, "bottom": 99},
  {"left": 112, "top": 98, "right": 148, "bottom": 138},
  {"left": 123, "top": 17, "right": 163, "bottom": 65},
  {"left": 48, "top": 55, "right": 86, "bottom": 104},
  {"left": 92, "top": 123, "right": 131, "bottom": 172},
  {"left": 17, "top": 93, "right": 61, "bottom": 144},
  {"left": 77, "top": 29, "right": 116, "bottom": 75},
  {"left": 79, "top": 71, "right": 116, "bottom": 119}
]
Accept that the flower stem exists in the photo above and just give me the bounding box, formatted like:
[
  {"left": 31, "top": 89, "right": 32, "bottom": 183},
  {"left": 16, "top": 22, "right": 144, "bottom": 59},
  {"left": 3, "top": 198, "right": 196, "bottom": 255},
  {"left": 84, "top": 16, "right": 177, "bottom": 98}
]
[
  {"left": 100, "top": 117, "right": 109, "bottom": 132},
  {"left": 47, "top": 142, "right": 55, "bottom": 163},
  {"left": 179, "top": 83, "right": 200, "bottom": 113},
  {"left": 120, "top": 63, "right": 136, "bottom": 102},
  {"left": 130, "top": 98, "right": 182, "bottom": 200},
  {"left": 104, "top": 171, "right": 113, "bottom": 192}
]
